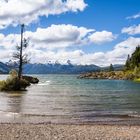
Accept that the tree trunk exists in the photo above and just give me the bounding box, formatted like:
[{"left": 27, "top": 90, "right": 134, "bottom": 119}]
[{"left": 18, "top": 24, "right": 24, "bottom": 79}]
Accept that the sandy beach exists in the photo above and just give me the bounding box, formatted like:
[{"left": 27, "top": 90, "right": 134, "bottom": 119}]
[{"left": 0, "top": 123, "right": 140, "bottom": 140}]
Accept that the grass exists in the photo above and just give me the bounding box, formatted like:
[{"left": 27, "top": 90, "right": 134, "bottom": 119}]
[{"left": 133, "top": 78, "right": 140, "bottom": 83}]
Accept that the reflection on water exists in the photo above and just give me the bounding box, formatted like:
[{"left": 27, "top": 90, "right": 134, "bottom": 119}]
[
  {"left": 7, "top": 92, "right": 25, "bottom": 113},
  {"left": 0, "top": 91, "right": 26, "bottom": 113},
  {"left": 0, "top": 74, "right": 140, "bottom": 124},
  {"left": 0, "top": 90, "right": 26, "bottom": 122}
]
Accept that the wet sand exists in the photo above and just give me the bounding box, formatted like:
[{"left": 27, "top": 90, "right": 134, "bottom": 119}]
[{"left": 0, "top": 123, "right": 140, "bottom": 140}]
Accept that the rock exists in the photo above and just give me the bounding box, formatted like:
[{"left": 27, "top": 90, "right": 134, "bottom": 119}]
[{"left": 22, "top": 76, "right": 39, "bottom": 84}]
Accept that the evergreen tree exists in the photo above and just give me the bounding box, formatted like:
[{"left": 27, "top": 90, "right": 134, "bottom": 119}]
[
  {"left": 124, "top": 45, "right": 140, "bottom": 70},
  {"left": 125, "top": 54, "right": 131, "bottom": 70},
  {"left": 131, "top": 45, "right": 140, "bottom": 67},
  {"left": 109, "top": 64, "right": 114, "bottom": 71},
  {"left": 13, "top": 24, "right": 29, "bottom": 79}
]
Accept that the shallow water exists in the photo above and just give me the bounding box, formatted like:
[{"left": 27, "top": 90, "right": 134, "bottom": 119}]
[{"left": 0, "top": 74, "right": 140, "bottom": 124}]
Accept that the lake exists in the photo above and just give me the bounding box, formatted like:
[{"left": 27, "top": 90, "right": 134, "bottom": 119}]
[{"left": 0, "top": 74, "right": 140, "bottom": 124}]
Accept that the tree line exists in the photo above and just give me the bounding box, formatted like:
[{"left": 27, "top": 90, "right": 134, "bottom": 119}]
[{"left": 125, "top": 45, "right": 140, "bottom": 70}]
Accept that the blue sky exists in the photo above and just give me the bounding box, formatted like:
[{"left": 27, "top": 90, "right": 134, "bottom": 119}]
[{"left": 0, "top": 0, "right": 140, "bottom": 66}]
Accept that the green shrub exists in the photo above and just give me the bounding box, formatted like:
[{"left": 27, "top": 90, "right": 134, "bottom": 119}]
[
  {"left": 0, "top": 70, "right": 30, "bottom": 91},
  {"left": 134, "top": 78, "right": 140, "bottom": 82},
  {"left": 9, "top": 69, "right": 18, "bottom": 77},
  {"left": 133, "top": 66, "right": 140, "bottom": 78}
]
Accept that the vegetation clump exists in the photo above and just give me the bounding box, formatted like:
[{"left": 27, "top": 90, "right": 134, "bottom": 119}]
[
  {"left": 125, "top": 46, "right": 140, "bottom": 70},
  {"left": 109, "top": 64, "right": 114, "bottom": 72},
  {"left": 0, "top": 70, "right": 30, "bottom": 91},
  {"left": 124, "top": 45, "right": 140, "bottom": 82},
  {"left": 134, "top": 78, "right": 140, "bottom": 82}
]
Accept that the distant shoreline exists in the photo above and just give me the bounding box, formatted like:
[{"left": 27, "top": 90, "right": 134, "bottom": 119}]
[{"left": 78, "top": 71, "right": 135, "bottom": 80}]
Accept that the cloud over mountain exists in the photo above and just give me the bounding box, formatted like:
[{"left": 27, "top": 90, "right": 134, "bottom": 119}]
[{"left": 26, "top": 37, "right": 140, "bottom": 66}]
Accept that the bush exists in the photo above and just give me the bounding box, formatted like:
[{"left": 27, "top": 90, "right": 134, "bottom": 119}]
[
  {"left": 133, "top": 66, "right": 140, "bottom": 78},
  {"left": 134, "top": 78, "right": 140, "bottom": 82},
  {"left": 0, "top": 70, "right": 30, "bottom": 91}
]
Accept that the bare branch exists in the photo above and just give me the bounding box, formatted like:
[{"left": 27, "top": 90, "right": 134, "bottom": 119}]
[
  {"left": 16, "top": 45, "right": 21, "bottom": 51},
  {"left": 13, "top": 52, "right": 20, "bottom": 59},
  {"left": 22, "top": 54, "right": 30, "bottom": 64},
  {"left": 23, "top": 38, "right": 29, "bottom": 48}
]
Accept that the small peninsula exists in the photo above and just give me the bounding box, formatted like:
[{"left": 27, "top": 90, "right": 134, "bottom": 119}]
[
  {"left": 78, "top": 46, "right": 140, "bottom": 82},
  {"left": 78, "top": 71, "right": 134, "bottom": 80}
]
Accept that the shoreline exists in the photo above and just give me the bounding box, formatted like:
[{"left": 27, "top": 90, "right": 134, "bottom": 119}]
[
  {"left": 1, "top": 110, "right": 140, "bottom": 125},
  {"left": 78, "top": 71, "right": 135, "bottom": 80},
  {"left": 1, "top": 121, "right": 140, "bottom": 126},
  {"left": 0, "top": 123, "right": 140, "bottom": 140}
]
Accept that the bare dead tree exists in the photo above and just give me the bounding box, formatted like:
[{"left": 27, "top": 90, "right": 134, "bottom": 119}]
[{"left": 13, "top": 24, "right": 29, "bottom": 79}]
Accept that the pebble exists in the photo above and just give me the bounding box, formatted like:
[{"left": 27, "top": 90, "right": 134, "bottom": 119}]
[{"left": 0, "top": 124, "right": 140, "bottom": 140}]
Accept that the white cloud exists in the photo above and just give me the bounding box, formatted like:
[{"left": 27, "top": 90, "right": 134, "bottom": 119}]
[
  {"left": 0, "top": 24, "right": 116, "bottom": 51},
  {"left": 105, "top": 37, "right": 140, "bottom": 65},
  {"left": 65, "top": 0, "right": 87, "bottom": 12},
  {"left": 0, "top": 24, "right": 118, "bottom": 66},
  {"left": 0, "top": 36, "right": 139, "bottom": 66},
  {"left": 0, "top": 24, "right": 117, "bottom": 52},
  {"left": 26, "top": 24, "right": 94, "bottom": 49},
  {"left": 25, "top": 49, "right": 85, "bottom": 64},
  {"left": 0, "top": 33, "right": 20, "bottom": 50},
  {"left": 89, "top": 31, "right": 116, "bottom": 44},
  {"left": 25, "top": 49, "right": 106, "bottom": 65},
  {"left": 126, "top": 12, "right": 140, "bottom": 20},
  {"left": 0, "top": 24, "right": 95, "bottom": 51},
  {"left": 0, "top": 50, "right": 13, "bottom": 60},
  {"left": 0, "top": 0, "right": 87, "bottom": 29},
  {"left": 4, "top": 37, "right": 139, "bottom": 66},
  {"left": 122, "top": 24, "right": 140, "bottom": 35},
  {"left": 0, "top": 33, "right": 5, "bottom": 42}
]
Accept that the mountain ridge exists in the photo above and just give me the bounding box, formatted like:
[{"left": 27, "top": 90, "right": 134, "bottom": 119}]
[{"left": 0, "top": 61, "right": 124, "bottom": 74}]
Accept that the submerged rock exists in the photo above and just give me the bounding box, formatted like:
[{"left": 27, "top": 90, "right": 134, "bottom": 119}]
[{"left": 22, "top": 76, "right": 39, "bottom": 84}]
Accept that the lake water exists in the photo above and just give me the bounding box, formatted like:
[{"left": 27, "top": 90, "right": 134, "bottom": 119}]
[{"left": 0, "top": 74, "right": 140, "bottom": 124}]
